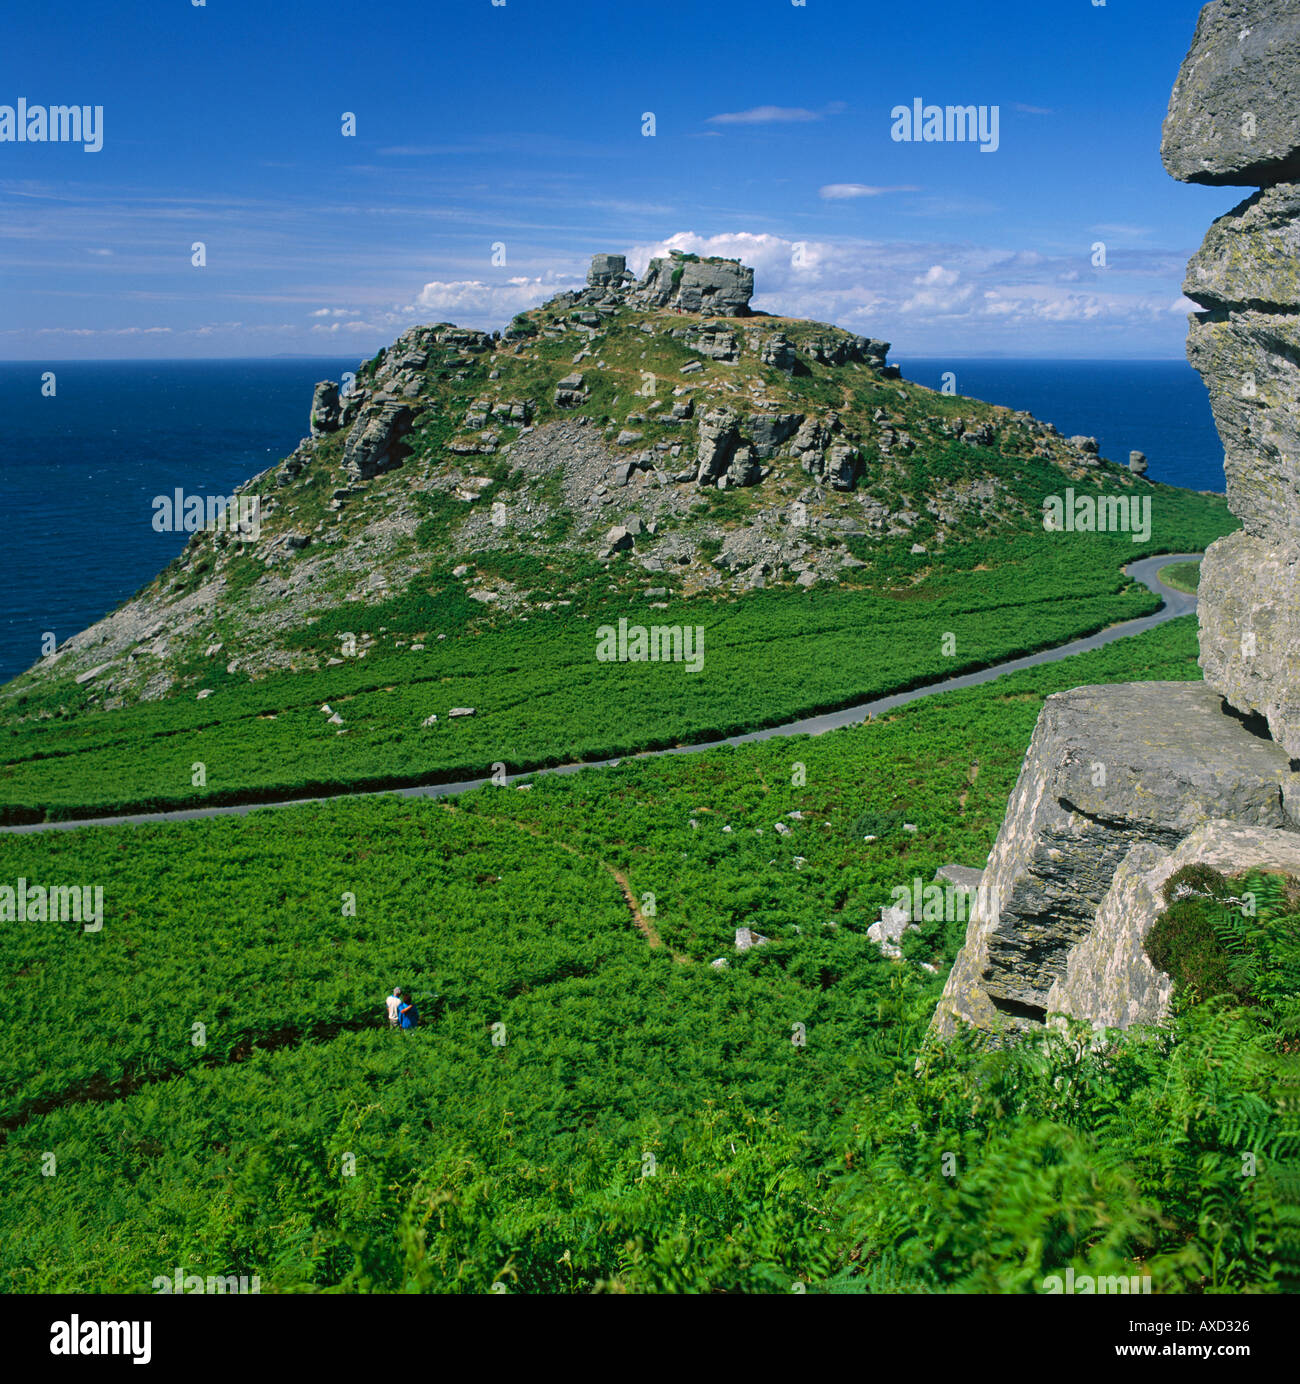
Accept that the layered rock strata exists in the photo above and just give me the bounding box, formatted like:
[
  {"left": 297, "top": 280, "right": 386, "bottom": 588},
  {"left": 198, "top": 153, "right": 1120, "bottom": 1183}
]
[{"left": 933, "top": 0, "right": 1300, "bottom": 1036}]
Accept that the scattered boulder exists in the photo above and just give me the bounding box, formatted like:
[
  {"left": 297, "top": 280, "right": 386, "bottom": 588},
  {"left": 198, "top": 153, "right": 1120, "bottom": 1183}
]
[
  {"left": 759, "top": 333, "right": 798, "bottom": 372},
  {"left": 868, "top": 902, "right": 915, "bottom": 960},
  {"left": 309, "top": 381, "right": 342, "bottom": 437},
  {"left": 554, "top": 373, "right": 588, "bottom": 408}
]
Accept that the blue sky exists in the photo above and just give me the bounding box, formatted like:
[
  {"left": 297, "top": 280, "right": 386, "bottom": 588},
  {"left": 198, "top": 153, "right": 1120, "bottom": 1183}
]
[{"left": 0, "top": 0, "right": 1244, "bottom": 360}]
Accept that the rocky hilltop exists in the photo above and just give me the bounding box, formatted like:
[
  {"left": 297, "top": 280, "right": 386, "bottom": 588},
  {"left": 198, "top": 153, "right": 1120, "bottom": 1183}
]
[
  {"left": 933, "top": 0, "right": 1300, "bottom": 1037},
  {"left": 8, "top": 249, "right": 1152, "bottom": 709}
]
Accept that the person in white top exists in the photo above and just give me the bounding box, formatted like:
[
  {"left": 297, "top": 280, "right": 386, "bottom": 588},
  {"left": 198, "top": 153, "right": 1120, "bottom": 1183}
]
[{"left": 385, "top": 987, "right": 402, "bottom": 1027}]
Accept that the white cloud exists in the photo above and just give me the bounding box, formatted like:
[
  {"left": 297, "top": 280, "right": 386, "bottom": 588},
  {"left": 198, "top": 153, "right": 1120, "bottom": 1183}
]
[
  {"left": 707, "top": 105, "right": 823, "bottom": 125},
  {"left": 902, "top": 265, "right": 973, "bottom": 314},
  {"left": 620, "top": 230, "right": 1199, "bottom": 351},
  {"left": 819, "top": 183, "right": 921, "bottom": 200},
  {"left": 413, "top": 272, "right": 582, "bottom": 325}
]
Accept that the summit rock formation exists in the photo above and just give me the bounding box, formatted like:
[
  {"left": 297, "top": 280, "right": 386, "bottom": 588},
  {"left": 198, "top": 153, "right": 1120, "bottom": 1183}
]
[{"left": 933, "top": 0, "right": 1300, "bottom": 1038}]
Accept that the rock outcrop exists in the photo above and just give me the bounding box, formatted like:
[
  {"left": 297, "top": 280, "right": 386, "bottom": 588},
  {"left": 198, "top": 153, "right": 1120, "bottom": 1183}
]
[
  {"left": 1047, "top": 821, "right": 1300, "bottom": 1029},
  {"left": 933, "top": 1, "right": 1300, "bottom": 1039},
  {"left": 342, "top": 397, "right": 416, "bottom": 481},
  {"left": 1182, "top": 190, "right": 1300, "bottom": 544},
  {"left": 1197, "top": 529, "right": 1300, "bottom": 757},
  {"left": 1171, "top": 8, "right": 1300, "bottom": 762},
  {"left": 931, "top": 683, "right": 1300, "bottom": 1036},
  {"left": 309, "top": 381, "right": 342, "bottom": 437},
  {"left": 634, "top": 254, "right": 754, "bottom": 316},
  {"left": 587, "top": 253, "right": 632, "bottom": 288},
  {"left": 1160, "top": 0, "right": 1300, "bottom": 187}
]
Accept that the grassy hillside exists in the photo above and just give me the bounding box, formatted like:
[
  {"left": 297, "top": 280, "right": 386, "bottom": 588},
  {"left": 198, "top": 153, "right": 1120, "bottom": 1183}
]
[
  {"left": 0, "top": 507, "right": 1231, "bottom": 822},
  {"left": 2, "top": 617, "right": 1286, "bottom": 1293},
  {"left": 0, "top": 275, "right": 1232, "bottom": 720}
]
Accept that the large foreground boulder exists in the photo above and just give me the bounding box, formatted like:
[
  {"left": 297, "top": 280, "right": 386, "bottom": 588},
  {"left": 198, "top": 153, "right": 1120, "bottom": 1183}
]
[
  {"left": 1047, "top": 821, "right": 1300, "bottom": 1029},
  {"left": 1197, "top": 528, "right": 1300, "bottom": 757},
  {"left": 1183, "top": 189, "right": 1300, "bottom": 543},
  {"left": 931, "top": 681, "right": 1300, "bottom": 1037},
  {"left": 1161, "top": 0, "right": 1300, "bottom": 187},
  {"left": 1184, "top": 184, "right": 1300, "bottom": 311},
  {"left": 933, "top": 2, "right": 1300, "bottom": 1045},
  {"left": 1186, "top": 310, "right": 1300, "bottom": 542}
]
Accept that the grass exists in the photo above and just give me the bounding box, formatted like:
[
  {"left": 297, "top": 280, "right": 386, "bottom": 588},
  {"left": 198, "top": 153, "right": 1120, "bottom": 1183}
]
[{"left": 1157, "top": 559, "right": 1201, "bottom": 593}]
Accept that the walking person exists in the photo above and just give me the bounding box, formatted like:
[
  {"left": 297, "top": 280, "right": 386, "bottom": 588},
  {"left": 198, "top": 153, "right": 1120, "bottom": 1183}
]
[
  {"left": 386, "top": 987, "right": 403, "bottom": 1028},
  {"left": 398, "top": 993, "right": 419, "bottom": 1029}
]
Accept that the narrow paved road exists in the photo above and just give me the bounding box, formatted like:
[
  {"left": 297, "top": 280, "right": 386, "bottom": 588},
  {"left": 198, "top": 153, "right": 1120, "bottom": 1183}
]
[{"left": 1, "top": 554, "right": 1199, "bottom": 835}]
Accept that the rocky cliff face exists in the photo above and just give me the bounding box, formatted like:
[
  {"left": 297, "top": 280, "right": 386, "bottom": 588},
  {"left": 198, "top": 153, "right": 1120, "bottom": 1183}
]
[
  {"left": 1161, "top": 0, "right": 1300, "bottom": 187},
  {"left": 933, "top": 0, "right": 1300, "bottom": 1039}
]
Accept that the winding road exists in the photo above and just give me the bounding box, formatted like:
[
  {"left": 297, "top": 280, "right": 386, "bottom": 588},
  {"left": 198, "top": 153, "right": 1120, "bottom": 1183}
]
[{"left": 1, "top": 553, "right": 1200, "bottom": 835}]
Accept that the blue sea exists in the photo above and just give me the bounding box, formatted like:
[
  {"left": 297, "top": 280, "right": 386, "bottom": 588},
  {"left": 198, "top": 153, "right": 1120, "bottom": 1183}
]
[{"left": 0, "top": 356, "right": 1223, "bottom": 686}]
